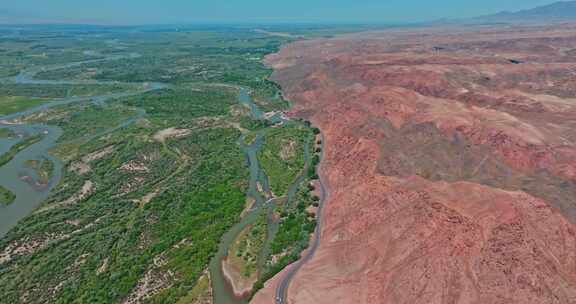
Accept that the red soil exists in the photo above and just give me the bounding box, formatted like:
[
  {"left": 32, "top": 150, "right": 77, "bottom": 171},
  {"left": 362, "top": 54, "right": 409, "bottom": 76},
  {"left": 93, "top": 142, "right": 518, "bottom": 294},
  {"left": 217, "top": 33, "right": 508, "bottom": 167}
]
[{"left": 253, "top": 24, "right": 576, "bottom": 304}]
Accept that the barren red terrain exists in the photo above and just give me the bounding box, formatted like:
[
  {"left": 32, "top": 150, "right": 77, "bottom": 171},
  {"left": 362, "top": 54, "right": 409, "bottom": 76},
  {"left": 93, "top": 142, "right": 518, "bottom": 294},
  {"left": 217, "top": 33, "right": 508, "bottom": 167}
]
[{"left": 253, "top": 24, "right": 576, "bottom": 304}]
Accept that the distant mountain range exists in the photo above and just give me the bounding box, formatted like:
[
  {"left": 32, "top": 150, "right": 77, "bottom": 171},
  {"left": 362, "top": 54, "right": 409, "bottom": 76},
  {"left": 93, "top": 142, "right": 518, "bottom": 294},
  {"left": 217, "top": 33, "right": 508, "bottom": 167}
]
[{"left": 478, "top": 1, "right": 576, "bottom": 22}]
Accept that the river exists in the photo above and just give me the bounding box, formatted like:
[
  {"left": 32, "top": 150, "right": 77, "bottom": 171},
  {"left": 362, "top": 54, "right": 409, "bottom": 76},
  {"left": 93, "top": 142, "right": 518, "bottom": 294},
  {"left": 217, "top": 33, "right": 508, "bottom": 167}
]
[
  {"left": 209, "top": 88, "right": 313, "bottom": 304},
  {"left": 209, "top": 88, "right": 272, "bottom": 304},
  {"left": 0, "top": 53, "right": 307, "bottom": 304},
  {"left": 0, "top": 54, "right": 166, "bottom": 238}
]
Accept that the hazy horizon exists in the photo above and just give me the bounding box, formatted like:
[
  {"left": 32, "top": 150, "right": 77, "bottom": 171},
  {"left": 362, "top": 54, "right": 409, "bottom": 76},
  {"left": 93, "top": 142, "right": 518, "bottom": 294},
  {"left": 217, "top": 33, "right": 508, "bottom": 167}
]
[{"left": 0, "top": 0, "right": 563, "bottom": 25}]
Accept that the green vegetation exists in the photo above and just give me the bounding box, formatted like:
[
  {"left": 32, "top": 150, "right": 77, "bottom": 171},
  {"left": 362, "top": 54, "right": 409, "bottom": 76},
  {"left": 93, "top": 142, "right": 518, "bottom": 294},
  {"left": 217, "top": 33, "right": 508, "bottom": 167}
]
[
  {"left": 0, "top": 128, "right": 15, "bottom": 138},
  {"left": 0, "top": 96, "right": 48, "bottom": 115},
  {"left": 175, "top": 272, "right": 212, "bottom": 304},
  {"left": 0, "top": 26, "right": 299, "bottom": 304},
  {"left": 0, "top": 185, "right": 16, "bottom": 205},
  {"left": 258, "top": 124, "right": 312, "bottom": 196},
  {"left": 243, "top": 132, "right": 258, "bottom": 146},
  {"left": 233, "top": 214, "right": 267, "bottom": 278},
  {"left": 34, "top": 30, "right": 289, "bottom": 113},
  {"left": 251, "top": 131, "right": 321, "bottom": 298},
  {"left": 0, "top": 24, "right": 351, "bottom": 304},
  {"left": 0, "top": 31, "right": 107, "bottom": 78},
  {"left": 239, "top": 117, "right": 273, "bottom": 131},
  {"left": 25, "top": 157, "right": 54, "bottom": 184},
  {"left": 0, "top": 104, "right": 249, "bottom": 303},
  {"left": 53, "top": 103, "right": 139, "bottom": 142},
  {"left": 0, "top": 83, "right": 138, "bottom": 99},
  {"left": 263, "top": 180, "right": 317, "bottom": 278},
  {"left": 0, "top": 134, "right": 43, "bottom": 167},
  {"left": 249, "top": 80, "right": 290, "bottom": 112},
  {"left": 121, "top": 86, "right": 236, "bottom": 126},
  {"left": 270, "top": 196, "right": 316, "bottom": 257}
]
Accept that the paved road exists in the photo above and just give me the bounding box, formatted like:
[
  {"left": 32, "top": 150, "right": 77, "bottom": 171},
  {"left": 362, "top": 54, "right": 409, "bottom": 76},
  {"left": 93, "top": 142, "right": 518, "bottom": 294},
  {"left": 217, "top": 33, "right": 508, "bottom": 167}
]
[{"left": 275, "top": 133, "right": 328, "bottom": 304}]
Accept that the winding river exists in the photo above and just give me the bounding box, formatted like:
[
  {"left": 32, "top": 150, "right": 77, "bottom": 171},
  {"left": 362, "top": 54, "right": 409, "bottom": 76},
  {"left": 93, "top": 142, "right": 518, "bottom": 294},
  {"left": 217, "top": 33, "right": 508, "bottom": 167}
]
[
  {"left": 0, "top": 54, "right": 166, "bottom": 238},
  {"left": 209, "top": 88, "right": 273, "bottom": 304},
  {"left": 209, "top": 88, "right": 315, "bottom": 304},
  {"left": 0, "top": 51, "right": 317, "bottom": 304}
]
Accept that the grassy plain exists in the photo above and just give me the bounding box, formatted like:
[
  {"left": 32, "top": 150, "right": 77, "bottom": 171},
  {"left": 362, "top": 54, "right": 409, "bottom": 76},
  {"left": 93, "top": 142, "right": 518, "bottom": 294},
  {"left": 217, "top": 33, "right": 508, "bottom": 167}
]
[{"left": 0, "top": 96, "right": 48, "bottom": 115}]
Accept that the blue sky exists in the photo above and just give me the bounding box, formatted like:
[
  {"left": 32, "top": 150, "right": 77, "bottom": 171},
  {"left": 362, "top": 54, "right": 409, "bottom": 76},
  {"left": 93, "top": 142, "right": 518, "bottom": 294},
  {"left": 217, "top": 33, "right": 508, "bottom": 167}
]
[{"left": 0, "top": 0, "right": 560, "bottom": 24}]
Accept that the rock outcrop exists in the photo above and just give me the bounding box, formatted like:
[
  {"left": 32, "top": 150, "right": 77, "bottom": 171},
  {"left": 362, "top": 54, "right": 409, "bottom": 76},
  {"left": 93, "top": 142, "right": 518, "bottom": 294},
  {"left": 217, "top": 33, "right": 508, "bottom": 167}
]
[{"left": 254, "top": 24, "right": 576, "bottom": 304}]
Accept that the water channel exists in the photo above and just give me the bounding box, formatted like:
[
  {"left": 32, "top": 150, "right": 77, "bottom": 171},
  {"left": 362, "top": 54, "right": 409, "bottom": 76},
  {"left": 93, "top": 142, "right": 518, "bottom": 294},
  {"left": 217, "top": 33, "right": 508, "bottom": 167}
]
[
  {"left": 209, "top": 88, "right": 312, "bottom": 304},
  {"left": 0, "top": 54, "right": 166, "bottom": 237},
  {"left": 0, "top": 54, "right": 309, "bottom": 304}
]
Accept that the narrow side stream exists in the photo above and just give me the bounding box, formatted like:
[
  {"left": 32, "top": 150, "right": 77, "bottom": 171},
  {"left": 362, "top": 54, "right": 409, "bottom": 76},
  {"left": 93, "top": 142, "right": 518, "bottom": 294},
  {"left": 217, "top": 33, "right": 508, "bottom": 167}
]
[
  {"left": 0, "top": 59, "right": 308, "bottom": 304},
  {"left": 209, "top": 88, "right": 312, "bottom": 304},
  {"left": 209, "top": 88, "right": 269, "bottom": 304},
  {"left": 209, "top": 134, "right": 266, "bottom": 304}
]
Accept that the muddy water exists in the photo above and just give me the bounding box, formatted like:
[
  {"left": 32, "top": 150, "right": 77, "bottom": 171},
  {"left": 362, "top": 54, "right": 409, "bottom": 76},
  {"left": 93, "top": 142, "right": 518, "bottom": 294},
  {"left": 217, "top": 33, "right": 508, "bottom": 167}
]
[
  {"left": 0, "top": 124, "right": 63, "bottom": 236},
  {"left": 0, "top": 55, "right": 166, "bottom": 238},
  {"left": 258, "top": 139, "right": 311, "bottom": 272},
  {"left": 209, "top": 131, "right": 269, "bottom": 304},
  {"left": 0, "top": 57, "right": 304, "bottom": 303},
  {"left": 209, "top": 88, "right": 311, "bottom": 304},
  {"left": 209, "top": 88, "right": 270, "bottom": 304},
  {"left": 237, "top": 89, "right": 264, "bottom": 120}
]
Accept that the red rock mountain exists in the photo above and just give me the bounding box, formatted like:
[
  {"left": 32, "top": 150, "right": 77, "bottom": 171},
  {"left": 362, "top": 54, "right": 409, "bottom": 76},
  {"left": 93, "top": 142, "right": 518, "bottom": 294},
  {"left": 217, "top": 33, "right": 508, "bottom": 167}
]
[{"left": 253, "top": 24, "right": 576, "bottom": 304}]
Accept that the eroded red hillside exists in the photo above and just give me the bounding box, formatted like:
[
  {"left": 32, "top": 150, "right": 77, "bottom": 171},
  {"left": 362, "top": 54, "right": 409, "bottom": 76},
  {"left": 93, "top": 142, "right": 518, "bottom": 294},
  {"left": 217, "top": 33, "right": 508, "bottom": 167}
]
[{"left": 253, "top": 24, "right": 576, "bottom": 304}]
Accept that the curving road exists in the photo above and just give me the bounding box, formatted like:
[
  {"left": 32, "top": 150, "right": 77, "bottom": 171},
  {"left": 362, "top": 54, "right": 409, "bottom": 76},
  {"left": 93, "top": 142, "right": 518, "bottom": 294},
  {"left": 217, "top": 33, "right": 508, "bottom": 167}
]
[{"left": 275, "top": 133, "right": 328, "bottom": 304}]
